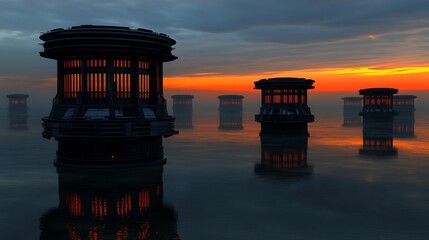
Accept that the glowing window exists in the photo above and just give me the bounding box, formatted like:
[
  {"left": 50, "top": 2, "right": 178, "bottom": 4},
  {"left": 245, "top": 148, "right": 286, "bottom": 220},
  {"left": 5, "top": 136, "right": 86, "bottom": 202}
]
[
  {"left": 65, "top": 193, "right": 83, "bottom": 216},
  {"left": 273, "top": 95, "right": 281, "bottom": 103},
  {"left": 264, "top": 95, "right": 271, "bottom": 104},
  {"left": 63, "top": 58, "right": 82, "bottom": 68},
  {"left": 114, "top": 74, "right": 131, "bottom": 98},
  {"left": 86, "top": 59, "right": 106, "bottom": 67},
  {"left": 114, "top": 58, "right": 131, "bottom": 68},
  {"left": 139, "top": 189, "right": 150, "bottom": 211},
  {"left": 139, "top": 74, "right": 150, "bottom": 99},
  {"left": 116, "top": 226, "right": 128, "bottom": 240},
  {"left": 63, "top": 73, "right": 82, "bottom": 98},
  {"left": 86, "top": 73, "right": 107, "bottom": 98},
  {"left": 116, "top": 194, "right": 132, "bottom": 217},
  {"left": 139, "top": 222, "right": 150, "bottom": 239},
  {"left": 10, "top": 99, "right": 26, "bottom": 105},
  {"left": 139, "top": 60, "right": 150, "bottom": 69},
  {"left": 91, "top": 197, "right": 107, "bottom": 219}
]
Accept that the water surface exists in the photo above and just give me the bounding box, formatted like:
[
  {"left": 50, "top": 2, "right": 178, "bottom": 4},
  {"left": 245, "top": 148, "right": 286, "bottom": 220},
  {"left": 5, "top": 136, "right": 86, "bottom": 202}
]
[{"left": 0, "top": 92, "right": 428, "bottom": 239}]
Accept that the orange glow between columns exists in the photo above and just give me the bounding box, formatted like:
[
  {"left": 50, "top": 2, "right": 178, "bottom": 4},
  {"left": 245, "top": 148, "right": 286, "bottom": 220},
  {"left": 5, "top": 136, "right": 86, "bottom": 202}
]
[{"left": 164, "top": 66, "right": 429, "bottom": 92}]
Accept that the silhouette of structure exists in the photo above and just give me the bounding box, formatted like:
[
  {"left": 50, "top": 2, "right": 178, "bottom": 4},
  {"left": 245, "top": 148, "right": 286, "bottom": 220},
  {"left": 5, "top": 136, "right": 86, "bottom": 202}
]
[
  {"left": 393, "top": 95, "right": 416, "bottom": 138},
  {"left": 218, "top": 95, "right": 244, "bottom": 130},
  {"left": 359, "top": 88, "right": 398, "bottom": 157},
  {"left": 39, "top": 25, "right": 177, "bottom": 164},
  {"left": 254, "top": 77, "right": 314, "bottom": 134},
  {"left": 254, "top": 78, "right": 315, "bottom": 178},
  {"left": 342, "top": 97, "right": 362, "bottom": 127},
  {"left": 40, "top": 164, "right": 179, "bottom": 239},
  {"left": 171, "top": 95, "right": 194, "bottom": 129},
  {"left": 6, "top": 94, "right": 29, "bottom": 130}
]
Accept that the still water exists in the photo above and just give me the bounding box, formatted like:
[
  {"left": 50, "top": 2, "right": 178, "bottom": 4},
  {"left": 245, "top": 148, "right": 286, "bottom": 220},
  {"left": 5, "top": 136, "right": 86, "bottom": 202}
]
[{"left": 0, "top": 91, "right": 428, "bottom": 239}]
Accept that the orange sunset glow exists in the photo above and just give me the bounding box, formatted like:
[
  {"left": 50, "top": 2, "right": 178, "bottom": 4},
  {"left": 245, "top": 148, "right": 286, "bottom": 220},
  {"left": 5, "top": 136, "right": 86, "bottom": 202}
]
[{"left": 165, "top": 65, "right": 429, "bottom": 92}]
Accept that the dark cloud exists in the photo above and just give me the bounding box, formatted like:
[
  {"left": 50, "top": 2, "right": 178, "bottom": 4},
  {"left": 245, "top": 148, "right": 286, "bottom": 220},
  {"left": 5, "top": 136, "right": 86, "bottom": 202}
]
[{"left": 0, "top": 0, "right": 428, "bottom": 85}]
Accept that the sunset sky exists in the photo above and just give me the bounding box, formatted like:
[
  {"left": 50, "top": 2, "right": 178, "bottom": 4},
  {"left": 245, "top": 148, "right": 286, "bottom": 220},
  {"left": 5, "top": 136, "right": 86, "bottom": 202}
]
[{"left": 0, "top": 0, "right": 428, "bottom": 95}]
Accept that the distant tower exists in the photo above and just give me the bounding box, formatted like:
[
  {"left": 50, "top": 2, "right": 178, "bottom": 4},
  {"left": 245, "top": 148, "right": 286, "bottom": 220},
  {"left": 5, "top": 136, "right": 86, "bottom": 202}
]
[
  {"left": 171, "top": 95, "right": 194, "bottom": 128},
  {"left": 359, "top": 88, "right": 397, "bottom": 116},
  {"left": 393, "top": 95, "right": 416, "bottom": 138},
  {"left": 218, "top": 95, "right": 244, "bottom": 130},
  {"left": 40, "top": 165, "right": 179, "bottom": 239},
  {"left": 359, "top": 88, "right": 398, "bottom": 157},
  {"left": 341, "top": 97, "right": 362, "bottom": 127},
  {"left": 254, "top": 78, "right": 315, "bottom": 177},
  {"left": 6, "top": 94, "right": 29, "bottom": 130},
  {"left": 254, "top": 77, "right": 314, "bottom": 134},
  {"left": 39, "top": 25, "right": 177, "bottom": 164}
]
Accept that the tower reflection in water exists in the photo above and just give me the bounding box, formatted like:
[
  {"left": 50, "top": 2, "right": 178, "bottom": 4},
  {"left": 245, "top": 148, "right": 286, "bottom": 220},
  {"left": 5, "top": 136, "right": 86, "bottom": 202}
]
[
  {"left": 171, "top": 95, "right": 194, "bottom": 129},
  {"left": 6, "top": 94, "right": 29, "bottom": 130},
  {"left": 359, "top": 88, "right": 398, "bottom": 157},
  {"left": 341, "top": 97, "right": 362, "bottom": 127},
  {"left": 40, "top": 163, "right": 179, "bottom": 240},
  {"left": 393, "top": 95, "right": 417, "bottom": 138},
  {"left": 218, "top": 95, "right": 244, "bottom": 130},
  {"left": 254, "top": 78, "right": 315, "bottom": 178}
]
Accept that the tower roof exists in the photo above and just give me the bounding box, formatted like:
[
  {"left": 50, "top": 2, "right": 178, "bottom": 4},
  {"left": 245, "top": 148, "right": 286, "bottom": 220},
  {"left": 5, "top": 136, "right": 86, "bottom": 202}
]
[
  {"left": 341, "top": 97, "right": 362, "bottom": 100},
  {"left": 254, "top": 77, "right": 315, "bottom": 89},
  {"left": 171, "top": 95, "right": 194, "bottom": 99},
  {"left": 218, "top": 95, "right": 244, "bottom": 99},
  {"left": 6, "top": 94, "right": 29, "bottom": 99},
  {"left": 393, "top": 95, "right": 417, "bottom": 99},
  {"left": 359, "top": 88, "right": 398, "bottom": 95},
  {"left": 40, "top": 25, "right": 177, "bottom": 61}
]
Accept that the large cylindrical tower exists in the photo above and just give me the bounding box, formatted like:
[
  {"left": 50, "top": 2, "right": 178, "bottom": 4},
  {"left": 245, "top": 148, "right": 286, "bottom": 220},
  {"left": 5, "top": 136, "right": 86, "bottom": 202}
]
[{"left": 39, "top": 25, "right": 177, "bottom": 164}]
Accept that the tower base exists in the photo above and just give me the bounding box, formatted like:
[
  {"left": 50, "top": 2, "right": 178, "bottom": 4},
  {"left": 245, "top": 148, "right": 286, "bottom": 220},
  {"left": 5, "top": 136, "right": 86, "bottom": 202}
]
[{"left": 56, "top": 137, "right": 165, "bottom": 164}]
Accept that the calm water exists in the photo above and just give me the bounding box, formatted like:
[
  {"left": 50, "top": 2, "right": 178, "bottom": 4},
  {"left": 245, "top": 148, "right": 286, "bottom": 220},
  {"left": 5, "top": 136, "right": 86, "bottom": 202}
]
[{"left": 0, "top": 92, "right": 428, "bottom": 239}]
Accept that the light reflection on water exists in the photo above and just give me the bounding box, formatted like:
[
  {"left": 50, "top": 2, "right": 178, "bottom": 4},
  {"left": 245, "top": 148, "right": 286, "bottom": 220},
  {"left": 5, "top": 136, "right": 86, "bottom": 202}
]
[{"left": 0, "top": 97, "right": 428, "bottom": 239}]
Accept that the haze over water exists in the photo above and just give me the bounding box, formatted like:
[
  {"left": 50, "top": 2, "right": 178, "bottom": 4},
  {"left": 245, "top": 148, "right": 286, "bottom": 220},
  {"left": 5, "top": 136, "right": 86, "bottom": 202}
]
[{"left": 0, "top": 90, "right": 428, "bottom": 239}]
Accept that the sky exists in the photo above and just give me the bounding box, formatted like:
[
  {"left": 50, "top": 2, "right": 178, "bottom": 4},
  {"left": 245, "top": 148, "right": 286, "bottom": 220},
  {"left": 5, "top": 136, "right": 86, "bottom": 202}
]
[{"left": 0, "top": 0, "right": 428, "bottom": 97}]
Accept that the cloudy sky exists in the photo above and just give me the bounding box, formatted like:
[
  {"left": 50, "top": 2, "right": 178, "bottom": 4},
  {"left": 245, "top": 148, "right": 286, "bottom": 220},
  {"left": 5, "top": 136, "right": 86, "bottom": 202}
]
[{"left": 0, "top": 0, "right": 428, "bottom": 94}]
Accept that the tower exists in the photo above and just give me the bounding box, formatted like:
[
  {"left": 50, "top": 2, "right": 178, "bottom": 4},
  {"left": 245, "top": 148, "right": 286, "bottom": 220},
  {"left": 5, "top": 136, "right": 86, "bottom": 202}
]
[
  {"left": 39, "top": 25, "right": 177, "bottom": 164},
  {"left": 254, "top": 78, "right": 315, "bottom": 177},
  {"left": 6, "top": 94, "right": 29, "bottom": 130},
  {"left": 254, "top": 77, "right": 314, "bottom": 134},
  {"left": 341, "top": 97, "right": 362, "bottom": 127},
  {"left": 393, "top": 95, "right": 417, "bottom": 138},
  {"left": 171, "top": 95, "right": 194, "bottom": 129},
  {"left": 359, "top": 88, "right": 398, "bottom": 157},
  {"left": 218, "top": 95, "right": 244, "bottom": 130}
]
